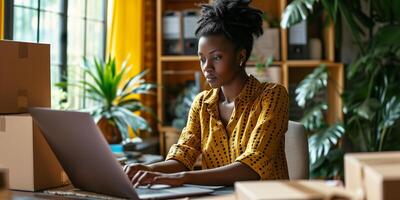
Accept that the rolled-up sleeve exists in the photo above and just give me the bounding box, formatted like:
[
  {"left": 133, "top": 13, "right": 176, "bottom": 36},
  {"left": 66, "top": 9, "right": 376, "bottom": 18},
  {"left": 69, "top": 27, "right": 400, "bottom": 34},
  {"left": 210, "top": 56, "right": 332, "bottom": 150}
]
[
  {"left": 235, "top": 84, "right": 289, "bottom": 180},
  {"left": 166, "top": 92, "right": 204, "bottom": 170}
]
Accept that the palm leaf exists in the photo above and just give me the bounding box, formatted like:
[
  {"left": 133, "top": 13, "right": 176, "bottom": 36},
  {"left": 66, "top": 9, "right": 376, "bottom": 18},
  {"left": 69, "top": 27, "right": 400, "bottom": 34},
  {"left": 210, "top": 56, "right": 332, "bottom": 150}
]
[
  {"left": 295, "top": 65, "right": 328, "bottom": 108},
  {"left": 300, "top": 102, "right": 328, "bottom": 131},
  {"left": 379, "top": 97, "right": 400, "bottom": 132},
  {"left": 82, "top": 67, "right": 104, "bottom": 93},
  {"left": 355, "top": 98, "right": 381, "bottom": 121},
  {"left": 372, "top": 0, "right": 392, "bottom": 22},
  {"left": 112, "top": 107, "right": 150, "bottom": 133},
  {"left": 337, "top": 1, "right": 365, "bottom": 54},
  {"left": 281, "top": 0, "right": 317, "bottom": 28},
  {"left": 371, "top": 25, "right": 400, "bottom": 49},
  {"left": 308, "top": 123, "right": 344, "bottom": 166},
  {"left": 113, "top": 115, "right": 130, "bottom": 140},
  {"left": 119, "top": 69, "right": 150, "bottom": 96},
  {"left": 119, "top": 83, "right": 157, "bottom": 101}
]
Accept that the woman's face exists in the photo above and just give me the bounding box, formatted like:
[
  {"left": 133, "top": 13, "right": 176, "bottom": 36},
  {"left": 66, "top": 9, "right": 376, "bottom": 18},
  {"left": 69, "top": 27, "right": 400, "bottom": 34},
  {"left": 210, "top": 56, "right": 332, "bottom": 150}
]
[{"left": 198, "top": 34, "right": 244, "bottom": 88}]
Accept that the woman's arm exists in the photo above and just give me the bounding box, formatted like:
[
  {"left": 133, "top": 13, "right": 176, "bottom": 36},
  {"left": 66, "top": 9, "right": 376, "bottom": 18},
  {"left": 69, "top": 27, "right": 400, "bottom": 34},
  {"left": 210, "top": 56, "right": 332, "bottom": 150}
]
[
  {"left": 182, "top": 161, "right": 259, "bottom": 185},
  {"left": 148, "top": 159, "right": 189, "bottom": 173},
  {"left": 130, "top": 161, "right": 259, "bottom": 187}
]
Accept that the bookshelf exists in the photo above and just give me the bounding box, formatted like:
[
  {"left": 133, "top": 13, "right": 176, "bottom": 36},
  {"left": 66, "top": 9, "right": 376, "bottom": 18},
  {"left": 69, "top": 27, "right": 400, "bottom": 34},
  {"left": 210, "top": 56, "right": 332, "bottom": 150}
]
[{"left": 156, "top": 0, "right": 344, "bottom": 156}]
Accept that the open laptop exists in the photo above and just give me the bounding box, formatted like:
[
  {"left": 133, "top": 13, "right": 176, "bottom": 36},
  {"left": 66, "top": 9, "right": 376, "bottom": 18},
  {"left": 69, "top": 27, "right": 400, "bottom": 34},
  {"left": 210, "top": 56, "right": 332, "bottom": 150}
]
[{"left": 29, "top": 108, "right": 214, "bottom": 199}]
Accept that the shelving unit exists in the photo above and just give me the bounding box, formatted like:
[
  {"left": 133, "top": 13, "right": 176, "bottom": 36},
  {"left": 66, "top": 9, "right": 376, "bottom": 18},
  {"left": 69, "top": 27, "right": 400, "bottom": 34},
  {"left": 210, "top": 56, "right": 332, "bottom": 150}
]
[{"left": 156, "top": 0, "right": 344, "bottom": 156}]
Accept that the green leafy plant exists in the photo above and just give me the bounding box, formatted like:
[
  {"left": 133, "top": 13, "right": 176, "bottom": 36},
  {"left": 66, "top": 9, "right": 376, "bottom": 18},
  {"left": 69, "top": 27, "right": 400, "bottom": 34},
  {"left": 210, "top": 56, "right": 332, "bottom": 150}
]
[
  {"left": 78, "top": 57, "right": 156, "bottom": 144},
  {"left": 170, "top": 83, "right": 199, "bottom": 131},
  {"left": 282, "top": 0, "right": 400, "bottom": 178},
  {"left": 295, "top": 65, "right": 344, "bottom": 179}
]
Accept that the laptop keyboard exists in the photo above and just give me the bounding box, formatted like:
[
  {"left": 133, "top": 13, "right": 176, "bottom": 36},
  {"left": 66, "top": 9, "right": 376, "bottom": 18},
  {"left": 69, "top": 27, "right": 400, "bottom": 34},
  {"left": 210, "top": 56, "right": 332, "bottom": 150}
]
[{"left": 135, "top": 188, "right": 172, "bottom": 195}]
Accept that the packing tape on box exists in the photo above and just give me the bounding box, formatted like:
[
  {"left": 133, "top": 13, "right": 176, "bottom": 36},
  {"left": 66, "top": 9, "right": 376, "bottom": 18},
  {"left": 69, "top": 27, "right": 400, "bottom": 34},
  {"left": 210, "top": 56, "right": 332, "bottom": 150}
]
[{"left": 0, "top": 117, "right": 5, "bottom": 132}]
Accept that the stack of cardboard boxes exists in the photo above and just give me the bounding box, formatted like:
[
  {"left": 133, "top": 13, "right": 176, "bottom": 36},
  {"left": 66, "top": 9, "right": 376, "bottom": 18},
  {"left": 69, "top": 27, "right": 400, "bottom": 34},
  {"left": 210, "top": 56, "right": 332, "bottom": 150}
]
[
  {"left": 235, "top": 152, "right": 400, "bottom": 200},
  {"left": 0, "top": 40, "right": 68, "bottom": 191},
  {"left": 344, "top": 152, "right": 400, "bottom": 200}
]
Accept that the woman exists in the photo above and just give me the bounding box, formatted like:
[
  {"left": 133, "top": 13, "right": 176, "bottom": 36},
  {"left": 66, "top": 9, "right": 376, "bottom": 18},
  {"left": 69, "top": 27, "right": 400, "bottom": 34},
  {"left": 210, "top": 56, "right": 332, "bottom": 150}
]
[{"left": 124, "top": 0, "right": 289, "bottom": 187}]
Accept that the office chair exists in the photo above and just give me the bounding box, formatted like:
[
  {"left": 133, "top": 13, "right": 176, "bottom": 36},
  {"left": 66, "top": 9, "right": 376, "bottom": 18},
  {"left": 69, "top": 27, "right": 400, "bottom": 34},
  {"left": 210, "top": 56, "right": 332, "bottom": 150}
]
[{"left": 285, "top": 121, "right": 309, "bottom": 180}]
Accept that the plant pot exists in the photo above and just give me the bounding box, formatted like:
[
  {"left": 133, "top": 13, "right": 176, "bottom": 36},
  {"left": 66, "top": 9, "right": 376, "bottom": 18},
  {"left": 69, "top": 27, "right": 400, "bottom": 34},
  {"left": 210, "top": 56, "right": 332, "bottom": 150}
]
[{"left": 97, "top": 117, "right": 122, "bottom": 144}]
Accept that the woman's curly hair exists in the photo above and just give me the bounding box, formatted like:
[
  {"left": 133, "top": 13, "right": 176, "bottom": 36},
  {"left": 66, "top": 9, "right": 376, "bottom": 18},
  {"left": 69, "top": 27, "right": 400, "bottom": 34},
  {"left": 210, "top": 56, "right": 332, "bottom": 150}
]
[{"left": 195, "top": 0, "right": 263, "bottom": 62}]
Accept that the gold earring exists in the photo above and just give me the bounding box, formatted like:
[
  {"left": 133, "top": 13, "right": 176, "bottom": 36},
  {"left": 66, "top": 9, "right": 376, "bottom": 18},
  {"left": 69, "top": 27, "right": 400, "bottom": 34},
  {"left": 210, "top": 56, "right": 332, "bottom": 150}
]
[{"left": 240, "top": 60, "right": 244, "bottom": 67}]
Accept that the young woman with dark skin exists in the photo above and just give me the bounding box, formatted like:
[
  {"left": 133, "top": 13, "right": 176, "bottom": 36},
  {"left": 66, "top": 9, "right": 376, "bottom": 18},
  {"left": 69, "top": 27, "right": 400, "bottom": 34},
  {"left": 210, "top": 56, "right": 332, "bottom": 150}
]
[{"left": 124, "top": 0, "right": 289, "bottom": 188}]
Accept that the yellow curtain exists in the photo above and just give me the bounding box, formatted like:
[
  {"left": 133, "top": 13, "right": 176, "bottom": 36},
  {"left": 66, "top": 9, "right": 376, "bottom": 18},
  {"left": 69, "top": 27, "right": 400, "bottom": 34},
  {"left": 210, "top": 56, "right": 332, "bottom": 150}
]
[
  {"left": 106, "top": 0, "right": 144, "bottom": 138},
  {"left": 0, "top": 0, "right": 4, "bottom": 39},
  {"left": 106, "top": 0, "right": 143, "bottom": 77}
]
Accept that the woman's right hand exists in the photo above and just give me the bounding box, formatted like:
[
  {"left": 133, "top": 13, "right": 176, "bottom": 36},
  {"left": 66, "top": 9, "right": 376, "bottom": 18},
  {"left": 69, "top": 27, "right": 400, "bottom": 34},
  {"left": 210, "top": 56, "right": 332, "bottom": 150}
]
[{"left": 123, "top": 163, "right": 153, "bottom": 179}]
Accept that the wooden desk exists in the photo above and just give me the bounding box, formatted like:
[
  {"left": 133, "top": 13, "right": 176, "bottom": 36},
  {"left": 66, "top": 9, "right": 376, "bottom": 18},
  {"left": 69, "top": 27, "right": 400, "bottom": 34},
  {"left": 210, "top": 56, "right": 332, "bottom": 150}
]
[
  {"left": 11, "top": 190, "right": 75, "bottom": 200},
  {"left": 10, "top": 186, "right": 235, "bottom": 200}
]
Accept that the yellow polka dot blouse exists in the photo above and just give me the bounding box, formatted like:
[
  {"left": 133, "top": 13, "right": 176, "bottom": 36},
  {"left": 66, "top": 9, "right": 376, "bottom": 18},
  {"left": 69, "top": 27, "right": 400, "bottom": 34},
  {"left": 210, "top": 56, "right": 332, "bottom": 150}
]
[{"left": 166, "top": 75, "right": 289, "bottom": 180}]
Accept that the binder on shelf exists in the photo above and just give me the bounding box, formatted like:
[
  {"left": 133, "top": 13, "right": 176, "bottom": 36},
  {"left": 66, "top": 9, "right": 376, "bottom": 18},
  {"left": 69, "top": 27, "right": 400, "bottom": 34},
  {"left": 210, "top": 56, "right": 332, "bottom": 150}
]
[
  {"left": 288, "top": 20, "right": 308, "bottom": 59},
  {"left": 183, "top": 10, "right": 199, "bottom": 55},
  {"left": 163, "top": 11, "right": 183, "bottom": 55}
]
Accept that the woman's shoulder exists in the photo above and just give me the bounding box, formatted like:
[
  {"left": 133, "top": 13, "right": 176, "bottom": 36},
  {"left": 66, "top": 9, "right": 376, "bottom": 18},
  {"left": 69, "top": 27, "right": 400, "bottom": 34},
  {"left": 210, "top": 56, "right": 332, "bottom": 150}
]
[{"left": 258, "top": 82, "right": 288, "bottom": 98}]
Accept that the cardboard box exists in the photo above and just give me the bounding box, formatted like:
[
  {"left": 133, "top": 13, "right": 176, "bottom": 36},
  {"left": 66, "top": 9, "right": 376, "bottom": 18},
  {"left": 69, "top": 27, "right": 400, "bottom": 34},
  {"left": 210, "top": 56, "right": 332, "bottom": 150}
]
[
  {"left": 235, "top": 180, "right": 355, "bottom": 200},
  {"left": 0, "top": 114, "right": 68, "bottom": 191},
  {"left": 0, "top": 40, "right": 50, "bottom": 114},
  {"left": 363, "top": 164, "right": 400, "bottom": 200},
  {"left": 344, "top": 152, "right": 400, "bottom": 196}
]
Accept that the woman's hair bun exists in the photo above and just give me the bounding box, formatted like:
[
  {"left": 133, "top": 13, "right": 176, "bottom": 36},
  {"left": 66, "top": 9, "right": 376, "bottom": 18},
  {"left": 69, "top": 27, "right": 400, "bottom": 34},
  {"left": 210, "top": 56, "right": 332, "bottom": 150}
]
[{"left": 196, "top": 0, "right": 264, "bottom": 61}]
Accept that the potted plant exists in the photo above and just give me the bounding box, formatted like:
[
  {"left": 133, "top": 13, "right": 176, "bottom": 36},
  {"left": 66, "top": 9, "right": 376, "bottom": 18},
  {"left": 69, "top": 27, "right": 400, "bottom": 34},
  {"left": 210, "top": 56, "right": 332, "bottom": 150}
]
[
  {"left": 78, "top": 57, "right": 156, "bottom": 144},
  {"left": 282, "top": 0, "right": 400, "bottom": 178},
  {"left": 294, "top": 64, "right": 344, "bottom": 179}
]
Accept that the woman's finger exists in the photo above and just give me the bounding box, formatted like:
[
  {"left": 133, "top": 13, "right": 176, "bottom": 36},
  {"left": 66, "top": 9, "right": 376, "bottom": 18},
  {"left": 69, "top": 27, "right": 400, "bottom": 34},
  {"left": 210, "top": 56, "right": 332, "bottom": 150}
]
[
  {"left": 130, "top": 170, "right": 145, "bottom": 185},
  {"left": 123, "top": 164, "right": 132, "bottom": 174},
  {"left": 134, "top": 171, "right": 154, "bottom": 188}
]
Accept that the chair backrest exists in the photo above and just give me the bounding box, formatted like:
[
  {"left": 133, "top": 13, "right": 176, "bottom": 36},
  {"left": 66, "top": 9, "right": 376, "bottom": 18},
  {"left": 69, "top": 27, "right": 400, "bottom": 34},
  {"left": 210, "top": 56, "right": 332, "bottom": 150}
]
[{"left": 285, "top": 121, "right": 309, "bottom": 180}]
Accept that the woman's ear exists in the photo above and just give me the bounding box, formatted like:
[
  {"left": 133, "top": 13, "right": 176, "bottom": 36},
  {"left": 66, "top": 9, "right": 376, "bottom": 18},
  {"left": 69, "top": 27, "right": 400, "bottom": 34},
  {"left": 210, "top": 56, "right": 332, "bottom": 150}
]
[{"left": 238, "top": 49, "right": 247, "bottom": 67}]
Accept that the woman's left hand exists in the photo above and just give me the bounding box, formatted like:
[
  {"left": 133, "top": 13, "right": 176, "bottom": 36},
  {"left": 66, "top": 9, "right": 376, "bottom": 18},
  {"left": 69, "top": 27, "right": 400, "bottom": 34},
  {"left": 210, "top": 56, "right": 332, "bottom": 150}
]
[{"left": 131, "top": 170, "right": 187, "bottom": 188}]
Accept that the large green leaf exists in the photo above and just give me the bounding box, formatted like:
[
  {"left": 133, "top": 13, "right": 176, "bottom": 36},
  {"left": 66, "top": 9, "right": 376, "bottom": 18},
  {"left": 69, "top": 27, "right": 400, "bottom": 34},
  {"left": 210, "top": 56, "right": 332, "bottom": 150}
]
[
  {"left": 394, "top": 0, "right": 400, "bottom": 22},
  {"left": 119, "top": 83, "right": 157, "bottom": 102},
  {"left": 295, "top": 65, "right": 328, "bottom": 108},
  {"left": 355, "top": 98, "right": 381, "bottom": 121},
  {"left": 112, "top": 107, "right": 150, "bottom": 133},
  {"left": 300, "top": 102, "right": 328, "bottom": 131},
  {"left": 379, "top": 97, "right": 400, "bottom": 132},
  {"left": 308, "top": 123, "right": 344, "bottom": 166},
  {"left": 281, "top": 0, "right": 317, "bottom": 28},
  {"left": 119, "top": 69, "right": 150, "bottom": 96},
  {"left": 337, "top": 0, "right": 365, "bottom": 54},
  {"left": 372, "top": 0, "right": 392, "bottom": 22},
  {"left": 310, "top": 148, "right": 344, "bottom": 179},
  {"left": 371, "top": 25, "right": 400, "bottom": 49}
]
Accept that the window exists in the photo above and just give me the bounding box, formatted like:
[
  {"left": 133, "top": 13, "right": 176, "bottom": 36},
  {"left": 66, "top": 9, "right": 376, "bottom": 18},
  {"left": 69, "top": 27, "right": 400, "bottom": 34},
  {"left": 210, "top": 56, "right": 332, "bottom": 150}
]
[{"left": 4, "top": 0, "right": 107, "bottom": 109}]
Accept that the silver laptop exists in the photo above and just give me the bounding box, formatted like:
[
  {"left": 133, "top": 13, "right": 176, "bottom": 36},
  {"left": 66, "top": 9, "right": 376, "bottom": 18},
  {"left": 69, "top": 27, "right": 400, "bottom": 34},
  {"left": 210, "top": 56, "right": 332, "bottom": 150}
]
[{"left": 29, "top": 108, "right": 214, "bottom": 199}]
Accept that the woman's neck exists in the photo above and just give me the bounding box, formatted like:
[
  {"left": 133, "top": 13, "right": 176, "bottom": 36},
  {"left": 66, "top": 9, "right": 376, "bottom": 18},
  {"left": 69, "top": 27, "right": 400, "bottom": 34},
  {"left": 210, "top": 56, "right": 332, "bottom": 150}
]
[{"left": 220, "top": 70, "right": 249, "bottom": 103}]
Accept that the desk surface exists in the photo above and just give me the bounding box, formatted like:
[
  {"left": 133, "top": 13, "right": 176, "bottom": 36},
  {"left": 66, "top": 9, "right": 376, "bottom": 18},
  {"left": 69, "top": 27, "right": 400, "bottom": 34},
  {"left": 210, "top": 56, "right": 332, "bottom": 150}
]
[
  {"left": 11, "top": 186, "right": 235, "bottom": 200},
  {"left": 12, "top": 190, "right": 74, "bottom": 200}
]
